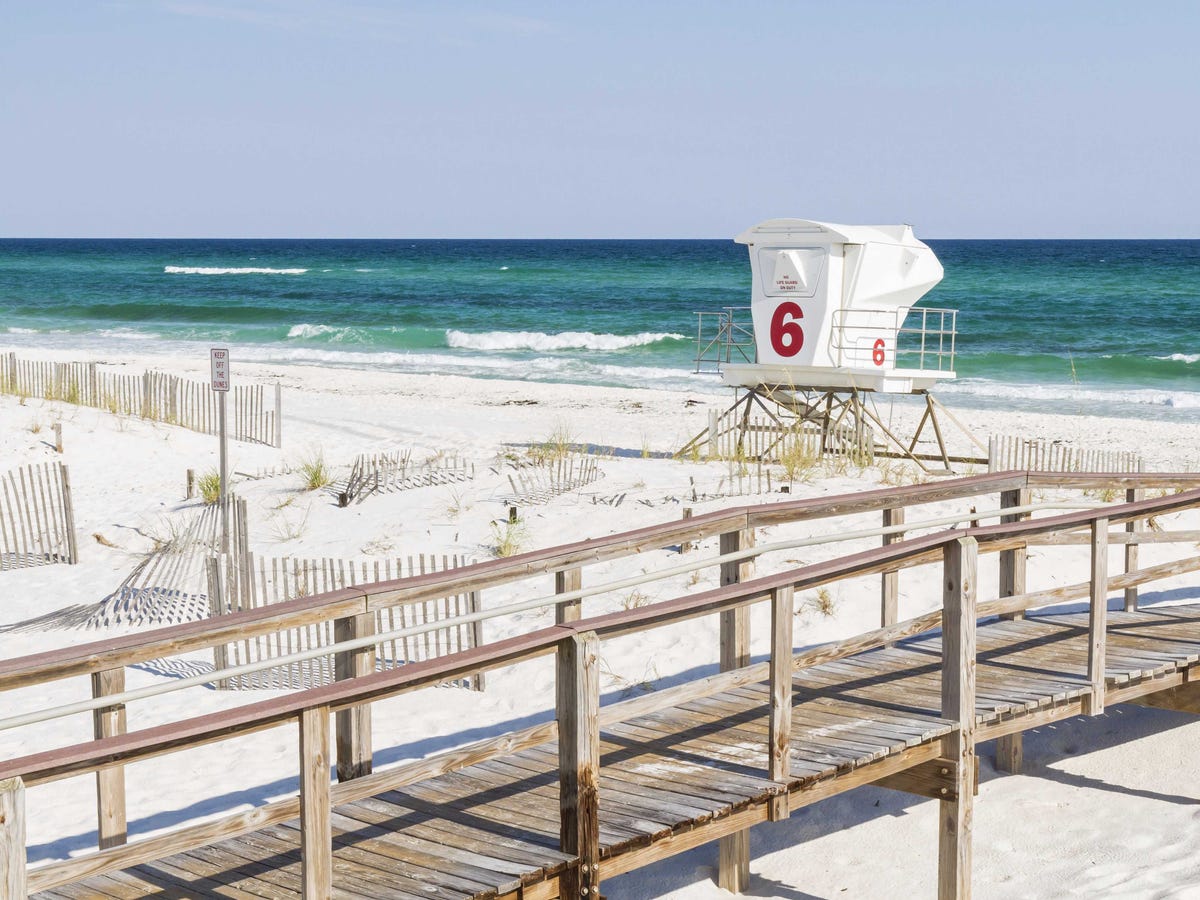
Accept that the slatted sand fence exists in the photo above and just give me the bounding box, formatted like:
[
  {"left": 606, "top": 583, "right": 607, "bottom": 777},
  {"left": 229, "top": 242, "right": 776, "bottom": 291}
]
[
  {"left": 699, "top": 409, "right": 875, "bottom": 465},
  {"left": 502, "top": 453, "right": 602, "bottom": 505},
  {"left": 87, "top": 500, "right": 251, "bottom": 630},
  {"left": 0, "top": 353, "right": 281, "bottom": 446},
  {"left": 0, "top": 462, "right": 77, "bottom": 571},
  {"left": 988, "top": 434, "right": 1142, "bottom": 473},
  {"left": 206, "top": 553, "right": 483, "bottom": 690},
  {"left": 335, "top": 450, "right": 476, "bottom": 506}
]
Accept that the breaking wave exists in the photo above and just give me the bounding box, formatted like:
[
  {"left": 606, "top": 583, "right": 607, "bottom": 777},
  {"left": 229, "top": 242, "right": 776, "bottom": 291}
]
[
  {"left": 164, "top": 266, "right": 307, "bottom": 275},
  {"left": 286, "top": 323, "right": 366, "bottom": 343},
  {"left": 445, "top": 330, "right": 686, "bottom": 352}
]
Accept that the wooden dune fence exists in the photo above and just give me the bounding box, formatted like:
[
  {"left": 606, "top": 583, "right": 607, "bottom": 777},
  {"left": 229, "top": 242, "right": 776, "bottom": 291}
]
[
  {"left": 504, "top": 454, "right": 602, "bottom": 505},
  {"left": 94, "top": 499, "right": 249, "bottom": 628},
  {"left": 206, "top": 553, "right": 483, "bottom": 690},
  {"left": 0, "top": 353, "right": 281, "bottom": 447},
  {"left": 988, "top": 435, "right": 1142, "bottom": 473},
  {"left": 706, "top": 411, "right": 874, "bottom": 464},
  {"left": 0, "top": 462, "right": 77, "bottom": 572},
  {"left": 337, "top": 451, "right": 475, "bottom": 506}
]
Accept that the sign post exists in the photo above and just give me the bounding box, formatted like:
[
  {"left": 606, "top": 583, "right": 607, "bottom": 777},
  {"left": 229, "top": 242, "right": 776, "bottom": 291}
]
[{"left": 210, "top": 349, "right": 231, "bottom": 554}]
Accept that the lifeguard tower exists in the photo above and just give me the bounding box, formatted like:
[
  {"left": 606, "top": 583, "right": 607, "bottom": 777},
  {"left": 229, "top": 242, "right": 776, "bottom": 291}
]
[{"left": 682, "top": 219, "right": 984, "bottom": 471}]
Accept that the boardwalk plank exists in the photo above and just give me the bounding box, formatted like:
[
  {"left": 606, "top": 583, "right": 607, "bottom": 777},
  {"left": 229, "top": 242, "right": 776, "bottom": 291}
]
[{"left": 47, "top": 604, "right": 1200, "bottom": 899}]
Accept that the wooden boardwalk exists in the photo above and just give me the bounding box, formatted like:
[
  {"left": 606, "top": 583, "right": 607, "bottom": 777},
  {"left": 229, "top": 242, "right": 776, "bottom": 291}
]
[
  {"left": 7, "top": 472, "right": 1200, "bottom": 899},
  {"left": 36, "top": 602, "right": 1200, "bottom": 900}
]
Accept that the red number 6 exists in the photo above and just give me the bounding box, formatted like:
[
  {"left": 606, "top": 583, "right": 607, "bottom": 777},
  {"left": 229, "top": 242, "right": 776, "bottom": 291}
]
[
  {"left": 872, "top": 338, "right": 886, "bottom": 366},
  {"left": 770, "top": 302, "right": 804, "bottom": 357}
]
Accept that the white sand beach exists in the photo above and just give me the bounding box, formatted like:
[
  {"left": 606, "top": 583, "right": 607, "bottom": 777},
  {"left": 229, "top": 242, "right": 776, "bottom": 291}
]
[{"left": 3, "top": 353, "right": 1200, "bottom": 899}]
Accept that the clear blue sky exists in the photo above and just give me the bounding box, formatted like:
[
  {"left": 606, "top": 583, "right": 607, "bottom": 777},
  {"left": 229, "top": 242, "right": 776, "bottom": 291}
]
[{"left": 3, "top": 1, "right": 1197, "bottom": 238}]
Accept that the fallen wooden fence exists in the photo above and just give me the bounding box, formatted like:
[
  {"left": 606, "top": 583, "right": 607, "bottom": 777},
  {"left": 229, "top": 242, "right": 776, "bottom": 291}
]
[
  {"left": 91, "top": 500, "right": 247, "bottom": 628},
  {"left": 337, "top": 451, "right": 474, "bottom": 506},
  {"left": 0, "top": 353, "right": 281, "bottom": 447},
  {"left": 502, "top": 454, "right": 601, "bottom": 504},
  {"left": 0, "top": 462, "right": 77, "bottom": 571},
  {"left": 206, "top": 552, "right": 483, "bottom": 690}
]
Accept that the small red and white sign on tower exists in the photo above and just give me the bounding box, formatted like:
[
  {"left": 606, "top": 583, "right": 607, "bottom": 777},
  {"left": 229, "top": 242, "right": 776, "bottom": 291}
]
[{"left": 210, "top": 348, "right": 231, "bottom": 392}]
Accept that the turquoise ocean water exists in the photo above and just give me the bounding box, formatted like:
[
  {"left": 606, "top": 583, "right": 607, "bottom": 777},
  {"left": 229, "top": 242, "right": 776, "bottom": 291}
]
[{"left": 1, "top": 239, "right": 1197, "bottom": 419}]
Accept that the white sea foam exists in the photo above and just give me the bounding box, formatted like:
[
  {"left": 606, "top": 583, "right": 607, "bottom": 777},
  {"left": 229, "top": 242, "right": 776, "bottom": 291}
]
[
  {"left": 940, "top": 379, "right": 1200, "bottom": 410},
  {"left": 164, "top": 266, "right": 307, "bottom": 275},
  {"left": 96, "top": 328, "right": 159, "bottom": 341},
  {"left": 445, "top": 330, "right": 685, "bottom": 352},
  {"left": 5, "top": 327, "right": 38, "bottom": 334},
  {"left": 1156, "top": 353, "right": 1200, "bottom": 364},
  {"left": 285, "top": 323, "right": 366, "bottom": 343}
]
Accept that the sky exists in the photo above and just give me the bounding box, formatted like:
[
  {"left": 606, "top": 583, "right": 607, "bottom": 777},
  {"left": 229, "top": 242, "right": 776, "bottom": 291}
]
[{"left": 2, "top": 1, "right": 1198, "bottom": 239}]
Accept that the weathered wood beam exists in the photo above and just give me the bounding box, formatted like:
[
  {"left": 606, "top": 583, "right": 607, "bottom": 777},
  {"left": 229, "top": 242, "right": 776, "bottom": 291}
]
[
  {"left": 876, "top": 756, "right": 979, "bottom": 802},
  {"left": 555, "top": 567, "right": 583, "bottom": 624},
  {"left": 1084, "top": 519, "right": 1108, "bottom": 716},
  {"left": 881, "top": 506, "right": 905, "bottom": 631},
  {"left": 90, "top": 668, "right": 127, "bottom": 850},
  {"left": 1127, "top": 671, "right": 1200, "bottom": 714},
  {"left": 768, "top": 585, "right": 794, "bottom": 821},
  {"left": 939, "top": 537, "right": 977, "bottom": 900},
  {"left": 718, "top": 528, "right": 754, "bottom": 893},
  {"left": 1125, "top": 486, "right": 1144, "bottom": 610},
  {"left": 1023, "top": 530, "right": 1200, "bottom": 546},
  {"left": 996, "top": 487, "right": 1029, "bottom": 772},
  {"left": 0, "top": 777, "right": 25, "bottom": 900},
  {"left": 557, "top": 631, "right": 600, "bottom": 900},
  {"left": 334, "top": 612, "right": 375, "bottom": 782},
  {"left": 299, "top": 706, "right": 331, "bottom": 899}
]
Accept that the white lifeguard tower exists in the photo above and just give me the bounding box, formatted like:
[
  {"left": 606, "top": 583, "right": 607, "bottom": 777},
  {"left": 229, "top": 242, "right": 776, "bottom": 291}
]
[{"left": 683, "top": 219, "right": 985, "bottom": 471}]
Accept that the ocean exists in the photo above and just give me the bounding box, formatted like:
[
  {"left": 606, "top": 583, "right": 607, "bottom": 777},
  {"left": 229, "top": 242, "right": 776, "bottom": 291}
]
[{"left": 1, "top": 238, "right": 1197, "bottom": 420}]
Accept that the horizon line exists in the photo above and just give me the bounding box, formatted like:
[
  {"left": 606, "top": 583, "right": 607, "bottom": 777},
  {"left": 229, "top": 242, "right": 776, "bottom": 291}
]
[{"left": 3, "top": 234, "right": 1199, "bottom": 242}]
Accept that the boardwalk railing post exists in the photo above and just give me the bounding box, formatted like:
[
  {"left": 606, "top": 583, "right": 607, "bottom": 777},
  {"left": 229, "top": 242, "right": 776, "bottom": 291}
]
[
  {"left": 996, "top": 486, "right": 1029, "bottom": 773},
  {"left": 91, "top": 668, "right": 127, "bottom": 849},
  {"left": 882, "top": 506, "right": 905, "bottom": 630},
  {"left": 718, "top": 525, "right": 754, "bottom": 892},
  {"left": 939, "top": 536, "right": 977, "bottom": 900},
  {"left": 998, "top": 488, "right": 1030, "bottom": 619},
  {"left": 1125, "top": 480, "right": 1145, "bottom": 611},
  {"left": 335, "top": 613, "right": 375, "bottom": 781},
  {"left": 1, "top": 777, "right": 26, "bottom": 899},
  {"left": 557, "top": 630, "right": 600, "bottom": 900},
  {"left": 299, "top": 706, "right": 332, "bottom": 899},
  {"left": 768, "top": 584, "right": 794, "bottom": 821},
  {"left": 1085, "top": 518, "right": 1109, "bottom": 716},
  {"left": 556, "top": 566, "right": 583, "bottom": 624}
]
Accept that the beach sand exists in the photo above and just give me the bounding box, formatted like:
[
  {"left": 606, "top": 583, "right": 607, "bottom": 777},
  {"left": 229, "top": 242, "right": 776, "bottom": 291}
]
[{"left": 3, "top": 354, "right": 1200, "bottom": 898}]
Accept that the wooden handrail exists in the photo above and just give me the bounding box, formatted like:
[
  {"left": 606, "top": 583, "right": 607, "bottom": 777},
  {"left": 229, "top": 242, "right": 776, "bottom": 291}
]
[
  {"left": 19, "top": 470, "right": 1190, "bottom": 689},
  {"left": 7, "top": 484, "right": 1200, "bottom": 789},
  {"left": 0, "top": 472, "right": 1029, "bottom": 691},
  {"left": 8, "top": 471, "right": 1197, "bottom": 695}
]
